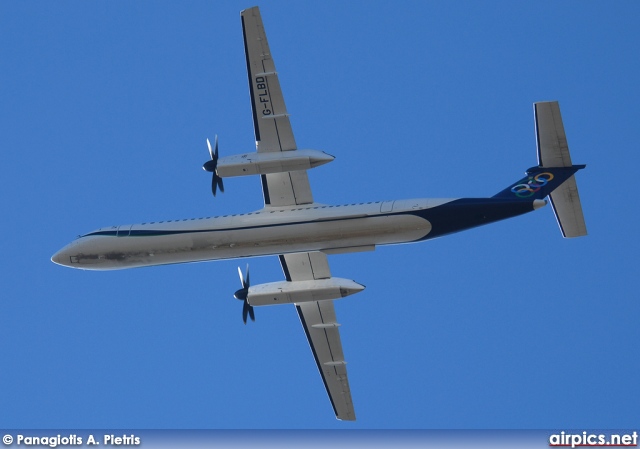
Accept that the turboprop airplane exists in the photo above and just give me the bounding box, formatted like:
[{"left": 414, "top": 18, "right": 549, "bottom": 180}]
[{"left": 51, "top": 6, "right": 587, "bottom": 421}]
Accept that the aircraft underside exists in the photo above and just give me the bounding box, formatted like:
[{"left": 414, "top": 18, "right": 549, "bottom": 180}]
[
  {"left": 52, "top": 197, "right": 543, "bottom": 271},
  {"left": 52, "top": 5, "right": 586, "bottom": 421}
]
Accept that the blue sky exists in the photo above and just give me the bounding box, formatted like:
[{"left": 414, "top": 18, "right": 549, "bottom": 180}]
[{"left": 1, "top": 1, "right": 639, "bottom": 429}]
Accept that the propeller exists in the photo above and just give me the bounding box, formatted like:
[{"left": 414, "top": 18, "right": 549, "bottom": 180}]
[
  {"left": 202, "top": 135, "right": 224, "bottom": 196},
  {"left": 233, "top": 264, "right": 255, "bottom": 324}
]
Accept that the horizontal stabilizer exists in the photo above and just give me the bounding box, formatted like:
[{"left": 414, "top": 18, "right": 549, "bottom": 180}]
[
  {"left": 549, "top": 175, "right": 587, "bottom": 237},
  {"left": 534, "top": 101, "right": 587, "bottom": 238},
  {"left": 535, "top": 101, "right": 572, "bottom": 167}
]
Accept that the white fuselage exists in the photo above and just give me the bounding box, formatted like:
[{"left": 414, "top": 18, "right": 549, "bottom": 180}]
[{"left": 52, "top": 198, "right": 454, "bottom": 270}]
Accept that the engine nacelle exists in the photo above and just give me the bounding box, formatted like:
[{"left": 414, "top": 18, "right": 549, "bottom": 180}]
[
  {"left": 216, "top": 149, "right": 334, "bottom": 178},
  {"left": 247, "top": 277, "right": 364, "bottom": 306}
]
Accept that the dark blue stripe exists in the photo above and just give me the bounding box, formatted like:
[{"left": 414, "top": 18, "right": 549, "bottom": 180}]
[
  {"left": 82, "top": 199, "right": 537, "bottom": 243},
  {"left": 535, "top": 103, "right": 542, "bottom": 165},
  {"left": 82, "top": 213, "right": 395, "bottom": 238},
  {"left": 242, "top": 15, "right": 260, "bottom": 143},
  {"left": 261, "top": 174, "right": 271, "bottom": 205},
  {"left": 279, "top": 255, "right": 292, "bottom": 282}
]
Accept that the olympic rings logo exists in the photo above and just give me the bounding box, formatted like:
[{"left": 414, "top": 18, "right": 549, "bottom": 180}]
[{"left": 511, "top": 172, "right": 554, "bottom": 197}]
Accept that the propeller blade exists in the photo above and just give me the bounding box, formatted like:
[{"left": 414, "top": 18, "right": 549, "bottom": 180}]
[
  {"left": 241, "top": 300, "right": 254, "bottom": 324},
  {"left": 206, "top": 138, "right": 214, "bottom": 160},
  {"left": 237, "top": 266, "right": 245, "bottom": 287},
  {"left": 217, "top": 176, "right": 224, "bottom": 194},
  {"left": 242, "top": 301, "right": 250, "bottom": 324},
  {"left": 235, "top": 264, "right": 254, "bottom": 324},
  {"left": 211, "top": 174, "right": 219, "bottom": 196},
  {"left": 210, "top": 174, "right": 224, "bottom": 196},
  {"left": 204, "top": 135, "right": 223, "bottom": 197}
]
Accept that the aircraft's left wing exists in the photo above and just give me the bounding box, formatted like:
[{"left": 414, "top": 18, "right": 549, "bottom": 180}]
[
  {"left": 241, "top": 6, "right": 313, "bottom": 207},
  {"left": 279, "top": 252, "right": 356, "bottom": 421}
]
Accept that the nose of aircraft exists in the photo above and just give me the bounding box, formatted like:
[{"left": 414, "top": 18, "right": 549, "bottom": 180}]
[{"left": 51, "top": 246, "right": 71, "bottom": 267}]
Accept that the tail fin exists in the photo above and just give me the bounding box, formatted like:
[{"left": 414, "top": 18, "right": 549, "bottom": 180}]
[
  {"left": 493, "top": 165, "right": 585, "bottom": 201},
  {"left": 494, "top": 101, "right": 587, "bottom": 238}
]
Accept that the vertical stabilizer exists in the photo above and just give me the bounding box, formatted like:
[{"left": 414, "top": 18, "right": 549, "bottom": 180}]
[{"left": 534, "top": 102, "right": 587, "bottom": 237}]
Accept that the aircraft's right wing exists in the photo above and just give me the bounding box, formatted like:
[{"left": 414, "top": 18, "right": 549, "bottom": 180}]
[
  {"left": 241, "top": 6, "right": 314, "bottom": 207},
  {"left": 279, "top": 252, "right": 356, "bottom": 421}
]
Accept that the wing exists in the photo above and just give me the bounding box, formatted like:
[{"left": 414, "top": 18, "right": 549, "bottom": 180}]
[
  {"left": 242, "top": 7, "right": 354, "bottom": 419},
  {"left": 279, "top": 252, "right": 356, "bottom": 421},
  {"left": 241, "top": 6, "right": 313, "bottom": 207}
]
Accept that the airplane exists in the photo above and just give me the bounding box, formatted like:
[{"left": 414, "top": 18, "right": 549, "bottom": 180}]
[{"left": 51, "top": 6, "right": 587, "bottom": 421}]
